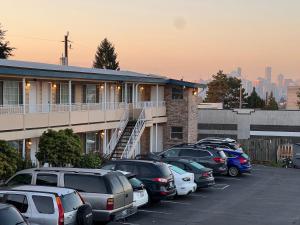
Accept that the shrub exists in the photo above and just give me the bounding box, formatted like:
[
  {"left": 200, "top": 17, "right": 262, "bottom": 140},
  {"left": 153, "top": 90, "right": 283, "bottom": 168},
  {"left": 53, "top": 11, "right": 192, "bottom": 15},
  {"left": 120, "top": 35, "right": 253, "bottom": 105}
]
[
  {"left": 0, "top": 140, "right": 20, "bottom": 180},
  {"left": 76, "top": 152, "right": 103, "bottom": 169}
]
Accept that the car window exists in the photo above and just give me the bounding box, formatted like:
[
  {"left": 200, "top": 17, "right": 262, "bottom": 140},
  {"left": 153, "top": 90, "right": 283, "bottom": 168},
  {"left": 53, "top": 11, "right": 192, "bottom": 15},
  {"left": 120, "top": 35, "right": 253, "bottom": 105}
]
[
  {"left": 116, "top": 173, "right": 132, "bottom": 191},
  {"left": 102, "top": 164, "right": 116, "bottom": 170},
  {"left": 168, "top": 161, "right": 185, "bottom": 170},
  {"left": 32, "top": 195, "right": 54, "bottom": 214},
  {"left": 170, "top": 165, "right": 186, "bottom": 175},
  {"left": 190, "top": 162, "right": 205, "bottom": 170},
  {"left": 218, "top": 151, "right": 227, "bottom": 159},
  {"left": 225, "top": 151, "right": 235, "bottom": 157},
  {"left": 137, "top": 164, "right": 158, "bottom": 178},
  {"left": 108, "top": 174, "right": 124, "bottom": 194},
  {"left": 6, "top": 173, "right": 32, "bottom": 186},
  {"left": 61, "top": 192, "right": 82, "bottom": 213},
  {"left": 156, "top": 164, "right": 172, "bottom": 178},
  {"left": 4, "top": 194, "right": 28, "bottom": 213},
  {"left": 163, "top": 149, "right": 180, "bottom": 157},
  {"left": 128, "top": 177, "right": 143, "bottom": 189},
  {"left": 180, "top": 149, "right": 210, "bottom": 157},
  {"left": 242, "top": 153, "right": 249, "bottom": 159},
  {"left": 116, "top": 164, "right": 137, "bottom": 174},
  {"left": 64, "top": 174, "right": 109, "bottom": 194},
  {"left": 0, "top": 206, "right": 26, "bottom": 225},
  {"left": 36, "top": 173, "right": 58, "bottom": 187}
]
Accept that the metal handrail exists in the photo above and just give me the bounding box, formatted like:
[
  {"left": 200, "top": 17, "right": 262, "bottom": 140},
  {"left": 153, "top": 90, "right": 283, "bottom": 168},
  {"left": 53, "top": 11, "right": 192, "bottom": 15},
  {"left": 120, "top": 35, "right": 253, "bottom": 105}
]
[
  {"left": 135, "top": 101, "right": 166, "bottom": 109},
  {"left": 121, "top": 107, "right": 146, "bottom": 159},
  {"left": 105, "top": 106, "right": 129, "bottom": 158}
]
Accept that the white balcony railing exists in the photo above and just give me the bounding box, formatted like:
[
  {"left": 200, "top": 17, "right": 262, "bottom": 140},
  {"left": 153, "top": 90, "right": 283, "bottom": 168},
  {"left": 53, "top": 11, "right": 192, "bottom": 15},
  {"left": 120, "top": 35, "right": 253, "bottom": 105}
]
[
  {"left": 0, "top": 102, "right": 127, "bottom": 115},
  {"left": 135, "top": 101, "right": 165, "bottom": 109}
]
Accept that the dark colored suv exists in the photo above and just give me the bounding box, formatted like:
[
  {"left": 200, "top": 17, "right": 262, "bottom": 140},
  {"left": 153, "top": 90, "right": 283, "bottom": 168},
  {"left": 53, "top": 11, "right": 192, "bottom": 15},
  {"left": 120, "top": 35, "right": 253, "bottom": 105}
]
[
  {"left": 159, "top": 146, "right": 227, "bottom": 175},
  {"left": 102, "top": 160, "right": 176, "bottom": 202}
]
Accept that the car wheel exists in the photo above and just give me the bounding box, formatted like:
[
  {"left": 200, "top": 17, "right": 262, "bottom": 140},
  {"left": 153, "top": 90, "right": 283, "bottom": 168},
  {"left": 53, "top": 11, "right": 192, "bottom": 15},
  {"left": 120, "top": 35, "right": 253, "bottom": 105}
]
[
  {"left": 76, "top": 204, "right": 93, "bottom": 225},
  {"left": 228, "top": 167, "right": 239, "bottom": 177}
]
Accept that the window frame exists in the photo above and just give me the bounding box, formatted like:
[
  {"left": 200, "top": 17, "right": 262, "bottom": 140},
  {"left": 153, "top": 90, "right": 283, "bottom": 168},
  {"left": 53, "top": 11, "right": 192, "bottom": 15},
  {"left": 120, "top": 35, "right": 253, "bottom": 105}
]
[
  {"left": 170, "top": 126, "right": 183, "bottom": 140},
  {"left": 171, "top": 87, "right": 184, "bottom": 100},
  {"left": 35, "top": 173, "right": 58, "bottom": 187}
]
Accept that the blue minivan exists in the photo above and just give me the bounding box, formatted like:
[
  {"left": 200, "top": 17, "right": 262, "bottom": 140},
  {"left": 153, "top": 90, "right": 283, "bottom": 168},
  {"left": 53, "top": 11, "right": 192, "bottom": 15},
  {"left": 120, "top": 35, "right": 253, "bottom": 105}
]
[{"left": 223, "top": 149, "right": 251, "bottom": 177}]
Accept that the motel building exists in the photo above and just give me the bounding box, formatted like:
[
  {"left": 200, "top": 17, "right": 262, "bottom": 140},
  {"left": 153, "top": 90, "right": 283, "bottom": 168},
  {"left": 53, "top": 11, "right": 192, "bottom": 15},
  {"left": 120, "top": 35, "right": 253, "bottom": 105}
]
[{"left": 0, "top": 59, "right": 202, "bottom": 165}]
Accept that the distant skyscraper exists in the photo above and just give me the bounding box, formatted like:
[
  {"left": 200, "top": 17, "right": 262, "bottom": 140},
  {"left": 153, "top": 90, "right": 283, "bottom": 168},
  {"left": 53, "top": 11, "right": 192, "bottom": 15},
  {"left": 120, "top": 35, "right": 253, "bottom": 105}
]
[{"left": 265, "top": 67, "right": 272, "bottom": 82}]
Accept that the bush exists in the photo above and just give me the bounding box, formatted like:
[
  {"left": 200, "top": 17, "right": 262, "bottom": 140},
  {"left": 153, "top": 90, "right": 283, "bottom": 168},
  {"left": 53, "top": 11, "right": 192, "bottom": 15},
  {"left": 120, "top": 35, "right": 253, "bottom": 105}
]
[
  {"left": 0, "top": 140, "right": 20, "bottom": 181},
  {"left": 36, "top": 129, "right": 82, "bottom": 167},
  {"left": 76, "top": 152, "right": 103, "bottom": 169}
]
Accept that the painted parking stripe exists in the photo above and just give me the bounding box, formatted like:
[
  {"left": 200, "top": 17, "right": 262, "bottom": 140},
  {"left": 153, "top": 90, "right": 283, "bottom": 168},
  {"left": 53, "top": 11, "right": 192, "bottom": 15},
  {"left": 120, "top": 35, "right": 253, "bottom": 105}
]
[
  {"left": 212, "top": 184, "right": 230, "bottom": 190},
  {"left": 190, "top": 193, "right": 207, "bottom": 198},
  {"left": 161, "top": 200, "right": 191, "bottom": 205},
  {"left": 216, "top": 177, "right": 241, "bottom": 181},
  {"left": 118, "top": 223, "right": 141, "bottom": 225},
  {"left": 138, "top": 209, "right": 172, "bottom": 215}
]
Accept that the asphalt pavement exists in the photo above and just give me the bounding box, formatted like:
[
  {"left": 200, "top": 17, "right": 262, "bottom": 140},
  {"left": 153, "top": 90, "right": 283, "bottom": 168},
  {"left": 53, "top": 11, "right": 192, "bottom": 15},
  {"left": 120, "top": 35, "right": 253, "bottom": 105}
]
[{"left": 109, "top": 165, "right": 300, "bottom": 225}]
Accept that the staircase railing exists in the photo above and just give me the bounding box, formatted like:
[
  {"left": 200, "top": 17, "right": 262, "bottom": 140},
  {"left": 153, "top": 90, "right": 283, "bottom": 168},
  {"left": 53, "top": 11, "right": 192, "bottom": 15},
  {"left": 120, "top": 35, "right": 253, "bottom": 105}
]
[
  {"left": 104, "top": 107, "right": 129, "bottom": 159},
  {"left": 121, "top": 107, "right": 146, "bottom": 159}
]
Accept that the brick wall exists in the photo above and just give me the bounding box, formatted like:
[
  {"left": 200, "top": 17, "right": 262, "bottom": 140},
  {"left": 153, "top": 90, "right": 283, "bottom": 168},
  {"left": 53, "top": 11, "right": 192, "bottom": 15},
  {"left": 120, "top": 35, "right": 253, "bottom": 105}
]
[
  {"left": 163, "top": 85, "right": 198, "bottom": 149},
  {"left": 140, "top": 127, "right": 150, "bottom": 155}
]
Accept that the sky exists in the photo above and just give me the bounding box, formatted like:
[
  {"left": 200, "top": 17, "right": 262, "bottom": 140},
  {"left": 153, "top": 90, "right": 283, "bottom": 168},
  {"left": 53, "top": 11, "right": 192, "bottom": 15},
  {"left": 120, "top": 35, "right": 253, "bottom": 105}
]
[{"left": 1, "top": 0, "right": 300, "bottom": 82}]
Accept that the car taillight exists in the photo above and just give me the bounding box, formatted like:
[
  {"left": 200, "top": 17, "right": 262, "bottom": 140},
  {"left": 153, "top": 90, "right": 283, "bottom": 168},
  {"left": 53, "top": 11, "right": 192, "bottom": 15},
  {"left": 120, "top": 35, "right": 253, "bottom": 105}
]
[
  {"left": 213, "top": 157, "right": 225, "bottom": 163},
  {"left": 106, "top": 198, "right": 114, "bottom": 210},
  {"left": 238, "top": 157, "right": 247, "bottom": 164},
  {"left": 56, "top": 197, "right": 64, "bottom": 225},
  {"left": 152, "top": 178, "right": 168, "bottom": 184},
  {"left": 202, "top": 172, "right": 209, "bottom": 177}
]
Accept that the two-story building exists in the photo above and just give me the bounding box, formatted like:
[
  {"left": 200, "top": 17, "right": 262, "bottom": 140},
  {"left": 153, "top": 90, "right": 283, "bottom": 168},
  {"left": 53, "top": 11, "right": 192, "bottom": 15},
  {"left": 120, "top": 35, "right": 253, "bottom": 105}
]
[{"left": 0, "top": 59, "right": 202, "bottom": 165}]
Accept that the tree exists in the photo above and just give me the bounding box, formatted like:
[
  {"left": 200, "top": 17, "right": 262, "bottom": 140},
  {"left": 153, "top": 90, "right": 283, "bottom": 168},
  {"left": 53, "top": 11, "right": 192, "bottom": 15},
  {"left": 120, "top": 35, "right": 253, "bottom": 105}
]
[
  {"left": 76, "top": 152, "right": 103, "bottom": 169},
  {"left": 297, "top": 89, "right": 300, "bottom": 109},
  {"left": 246, "top": 87, "right": 265, "bottom": 109},
  {"left": 0, "top": 23, "right": 14, "bottom": 59},
  {"left": 93, "top": 38, "right": 120, "bottom": 70},
  {"left": 36, "top": 129, "right": 82, "bottom": 167},
  {"left": 205, "top": 71, "right": 246, "bottom": 109},
  {"left": 264, "top": 92, "right": 279, "bottom": 110},
  {"left": 0, "top": 140, "right": 20, "bottom": 180}
]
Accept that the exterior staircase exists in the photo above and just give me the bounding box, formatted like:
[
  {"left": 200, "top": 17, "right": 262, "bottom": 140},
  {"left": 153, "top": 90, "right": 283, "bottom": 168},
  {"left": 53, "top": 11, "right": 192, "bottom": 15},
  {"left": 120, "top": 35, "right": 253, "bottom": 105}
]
[{"left": 111, "top": 121, "right": 136, "bottom": 159}]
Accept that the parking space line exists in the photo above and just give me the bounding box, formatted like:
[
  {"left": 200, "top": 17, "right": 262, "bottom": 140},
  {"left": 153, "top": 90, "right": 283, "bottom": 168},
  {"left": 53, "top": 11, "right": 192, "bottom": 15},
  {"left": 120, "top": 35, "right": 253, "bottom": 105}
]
[
  {"left": 117, "top": 222, "right": 141, "bottom": 225},
  {"left": 190, "top": 193, "right": 207, "bottom": 198},
  {"left": 212, "top": 184, "right": 230, "bottom": 190},
  {"left": 161, "top": 200, "right": 191, "bottom": 205},
  {"left": 138, "top": 209, "right": 172, "bottom": 215},
  {"left": 216, "top": 177, "right": 241, "bottom": 181}
]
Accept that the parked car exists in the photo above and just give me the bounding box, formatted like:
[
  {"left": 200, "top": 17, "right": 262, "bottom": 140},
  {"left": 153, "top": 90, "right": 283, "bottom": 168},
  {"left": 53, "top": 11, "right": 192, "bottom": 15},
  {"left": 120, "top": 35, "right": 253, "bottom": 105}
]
[
  {"left": 197, "top": 138, "right": 243, "bottom": 152},
  {"left": 101, "top": 160, "right": 176, "bottom": 202},
  {"left": 119, "top": 171, "right": 148, "bottom": 208},
  {"left": 0, "top": 203, "right": 28, "bottom": 225},
  {"left": 0, "top": 185, "right": 92, "bottom": 225},
  {"left": 5, "top": 168, "right": 135, "bottom": 223},
  {"left": 163, "top": 159, "right": 215, "bottom": 188},
  {"left": 167, "top": 164, "right": 197, "bottom": 195},
  {"left": 223, "top": 149, "right": 252, "bottom": 176},
  {"left": 159, "top": 146, "right": 227, "bottom": 175}
]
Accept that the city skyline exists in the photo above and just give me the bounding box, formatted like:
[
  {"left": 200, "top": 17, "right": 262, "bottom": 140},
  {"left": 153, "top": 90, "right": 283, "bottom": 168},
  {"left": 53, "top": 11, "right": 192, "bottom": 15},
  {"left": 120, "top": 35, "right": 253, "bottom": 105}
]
[{"left": 2, "top": 0, "right": 300, "bottom": 81}]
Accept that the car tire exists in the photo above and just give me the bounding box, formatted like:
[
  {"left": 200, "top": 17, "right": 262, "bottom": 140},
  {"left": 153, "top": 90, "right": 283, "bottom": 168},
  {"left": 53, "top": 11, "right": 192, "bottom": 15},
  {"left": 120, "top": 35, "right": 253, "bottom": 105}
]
[
  {"left": 77, "top": 204, "right": 93, "bottom": 225},
  {"left": 228, "top": 166, "right": 239, "bottom": 177}
]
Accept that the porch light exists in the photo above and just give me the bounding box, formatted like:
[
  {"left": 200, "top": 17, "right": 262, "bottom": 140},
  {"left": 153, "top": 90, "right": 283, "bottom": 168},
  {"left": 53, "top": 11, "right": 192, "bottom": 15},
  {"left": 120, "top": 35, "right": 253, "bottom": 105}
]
[
  {"left": 27, "top": 140, "right": 32, "bottom": 146},
  {"left": 100, "top": 85, "right": 104, "bottom": 89},
  {"left": 117, "top": 85, "right": 121, "bottom": 90},
  {"left": 26, "top": 82, "right": 31, "bottom": 88},
  {"left": 193, "top": 90, "right": 198, "bottom": 96},
  {"left": 140, "top": 86, "right": 144, "bottom": 91},
  {"left": 52, "top": 84, "right": 57, "bottom": 88},
  {"left": 100, "top": 131, "right": 105, "bottom": 138}
]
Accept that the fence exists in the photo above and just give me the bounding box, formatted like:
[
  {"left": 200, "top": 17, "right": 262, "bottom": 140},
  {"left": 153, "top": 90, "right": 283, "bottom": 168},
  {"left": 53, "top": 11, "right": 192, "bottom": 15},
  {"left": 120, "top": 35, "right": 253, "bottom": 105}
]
[{"left": 240, "top": 137, "right": 293, "bottom": 163}]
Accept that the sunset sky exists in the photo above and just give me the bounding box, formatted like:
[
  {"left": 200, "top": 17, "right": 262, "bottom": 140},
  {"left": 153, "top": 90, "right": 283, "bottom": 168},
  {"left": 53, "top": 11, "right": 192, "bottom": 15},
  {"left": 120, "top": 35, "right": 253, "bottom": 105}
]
[{"left": 1, "top": 0, "right": 300, "bottom": 82}]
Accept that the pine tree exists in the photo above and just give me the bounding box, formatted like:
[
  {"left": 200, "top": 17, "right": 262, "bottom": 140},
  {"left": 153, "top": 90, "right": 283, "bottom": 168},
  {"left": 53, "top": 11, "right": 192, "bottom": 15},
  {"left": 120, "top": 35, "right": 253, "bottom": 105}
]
[
  {"left": 264, "top": 92, "right": 278, "bottom": 110},
  {"left": 93, "top": 38, "right": 120, "bottom": 70},
  {"left": 0, "top": 23, "right": 14, "bottom": 59},
  {"left": 246, "top": 87, "right": 265, "bottom": 109}
]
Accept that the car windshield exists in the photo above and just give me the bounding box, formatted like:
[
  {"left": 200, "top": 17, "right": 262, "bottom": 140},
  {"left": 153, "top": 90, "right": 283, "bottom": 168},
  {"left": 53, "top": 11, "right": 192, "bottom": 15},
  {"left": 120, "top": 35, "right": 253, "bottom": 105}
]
[
  {"left": 190, "top": 161, "right": 205, "bottom": 170},
  {"left": 0, "top": 206, "right": 26, "bottom": 225},
  {"left": 61, "top": 191, "right": 82, "bottom": 213},
  {"left": 157, "top": 164, "right": 172, "bottom": 177},
  {"left": 170, "top": 165, "right": 186, "bottom": 175},
  {"left": 129, "top": 177, "right": 143, "bottom": 189}
]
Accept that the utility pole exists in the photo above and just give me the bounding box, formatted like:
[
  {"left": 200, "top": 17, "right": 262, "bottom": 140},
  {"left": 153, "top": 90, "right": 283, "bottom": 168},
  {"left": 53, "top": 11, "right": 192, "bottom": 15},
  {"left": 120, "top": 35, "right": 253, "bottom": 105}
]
[
  {"left": 239, "top": 84, "right": 242, "bottom": 109},
  {"left": 61, "top": 32, "right": 72, "bottom": 66}
]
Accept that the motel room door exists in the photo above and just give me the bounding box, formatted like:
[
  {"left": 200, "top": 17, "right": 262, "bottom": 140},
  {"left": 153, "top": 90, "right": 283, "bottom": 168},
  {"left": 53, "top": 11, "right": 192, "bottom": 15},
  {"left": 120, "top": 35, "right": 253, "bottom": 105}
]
[
  {"left": 29, "top": 81, "right": 37, "bottom": 113},
  {"left": 42, "top": 82, "right": 51, "bottom": 112}
]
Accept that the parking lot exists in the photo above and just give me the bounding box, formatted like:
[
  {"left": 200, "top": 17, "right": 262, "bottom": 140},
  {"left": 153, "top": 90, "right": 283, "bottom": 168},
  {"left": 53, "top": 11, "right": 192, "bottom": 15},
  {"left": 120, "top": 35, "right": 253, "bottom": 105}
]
[{"left": 110, "top": 165, "right": 300, "bottom": 225}]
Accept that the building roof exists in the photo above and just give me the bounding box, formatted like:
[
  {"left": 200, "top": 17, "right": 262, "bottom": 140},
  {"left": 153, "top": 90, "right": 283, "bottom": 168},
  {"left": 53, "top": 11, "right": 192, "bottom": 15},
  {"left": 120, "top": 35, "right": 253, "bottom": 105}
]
[{"left": 0, "top": 59, "right": 204, "bottom": 88}]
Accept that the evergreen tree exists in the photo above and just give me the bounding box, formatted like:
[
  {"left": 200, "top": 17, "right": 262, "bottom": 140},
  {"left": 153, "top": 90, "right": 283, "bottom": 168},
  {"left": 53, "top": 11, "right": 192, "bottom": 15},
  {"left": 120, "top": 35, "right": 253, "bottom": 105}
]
[
  {"left": 264, "top": 92, "right": 279, "bottom": 110},
  {"left": 205, "top": 71, "right": 246, "bottom": 109},
  {"left": 246, "top": 87, "right": 265, "bottom": 109},
  {"left": 93, "top": 38, "right": 120, "bottom": 70},
  {"left": 297, "top": 89, "right": 300, "bottom": 109},
  {"left": 0, "top": 23, "right": 14, "bottom": 59}
]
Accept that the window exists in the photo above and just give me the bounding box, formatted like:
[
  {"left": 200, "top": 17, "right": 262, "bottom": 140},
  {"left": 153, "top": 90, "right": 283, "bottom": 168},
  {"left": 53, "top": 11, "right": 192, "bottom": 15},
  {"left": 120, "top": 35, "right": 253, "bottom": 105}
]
[
  {"left": 102, "top": 163, "right": 116, "bottom": 170},
  {"left": 60, "top": 83, "right": 69, "bottom": 104},
  {"left": 36, "top": 174, "right": 58, "bottom": 187},
  {"left": 0, "top": 81, "right": 3, "bottom": 105},
  {"left": 116, "top": 164, "right": 137, "bottom": 174},
  {"left": 108, "top": 174, "right": 124, "bottom": 194},
  {"left": 116, "top": 173, "right": 132, "bottom": 191},
  {"left": 179, "top": 149, "right": 210, "bottom": 157},
  {"left": 60, "top": 192, "right": 82, "bottom": 213},
  {"left": 6, "top": 174, "right": 32, "bottom": 186},
  {"left": 86, "top": 85, "right": 97, "bottom": 103},
  {"left": 86, "top": 132, "right": 97, "bottom": 153},
  {"left": 170, "top": 165, "right": 186, "bottom": 175},
  {"left": 32, "top": 195, "right": 54, "bottom": 214},
  {"left": 163, "top": 149, "right": 180, "bottom": 158},
  {"left": 5, "top": 194, "right": 28, "bottom": 213},
  {"left": 171, "top": 127, "right": 183, "bottom": 140},
  {"left": 64, "top": 174, "right": 108, "bottom": 194},
  {"left": 171, "top": 87, "right": 183, "bottom": 100},
  {"left": 3, "top": 81, "right": 19, "bottom": 105},
  {"left": 137, "top": 165, "right": 158, "bottom": 178},
  {"left": 0, "top": 206, "right": 26, "bottom": 225}
]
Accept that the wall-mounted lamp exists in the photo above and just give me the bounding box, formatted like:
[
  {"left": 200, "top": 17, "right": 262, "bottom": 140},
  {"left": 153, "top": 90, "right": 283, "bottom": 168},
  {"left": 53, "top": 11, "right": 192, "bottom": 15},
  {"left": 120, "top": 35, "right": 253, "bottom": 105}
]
[
  {"left": 117, "top": 85, "right": 121, "bottom": 91},
  {"left": 26, "top": 82, "right": 31, "bottom": 88},
  {"left": 100, "top": 85, "right": 104, "bottom": 89},
  {"left": 100, "top": 131, "right": 105, "bottom": 138},
  {"left": 27, "top": 140, "right": 32, "bottom": 146},
  {"left": 52, "top": 84, "right": 57, "bottom": 88},
  {"left": 140, "top": 86, "right": 144, "bottom": 91}
]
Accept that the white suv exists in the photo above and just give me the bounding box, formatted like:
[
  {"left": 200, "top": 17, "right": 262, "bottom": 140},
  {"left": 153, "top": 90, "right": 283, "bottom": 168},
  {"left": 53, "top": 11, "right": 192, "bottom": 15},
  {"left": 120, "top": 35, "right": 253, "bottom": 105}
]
[{"left": 0, "top": 185, "right": 93, "bottom": 225}]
